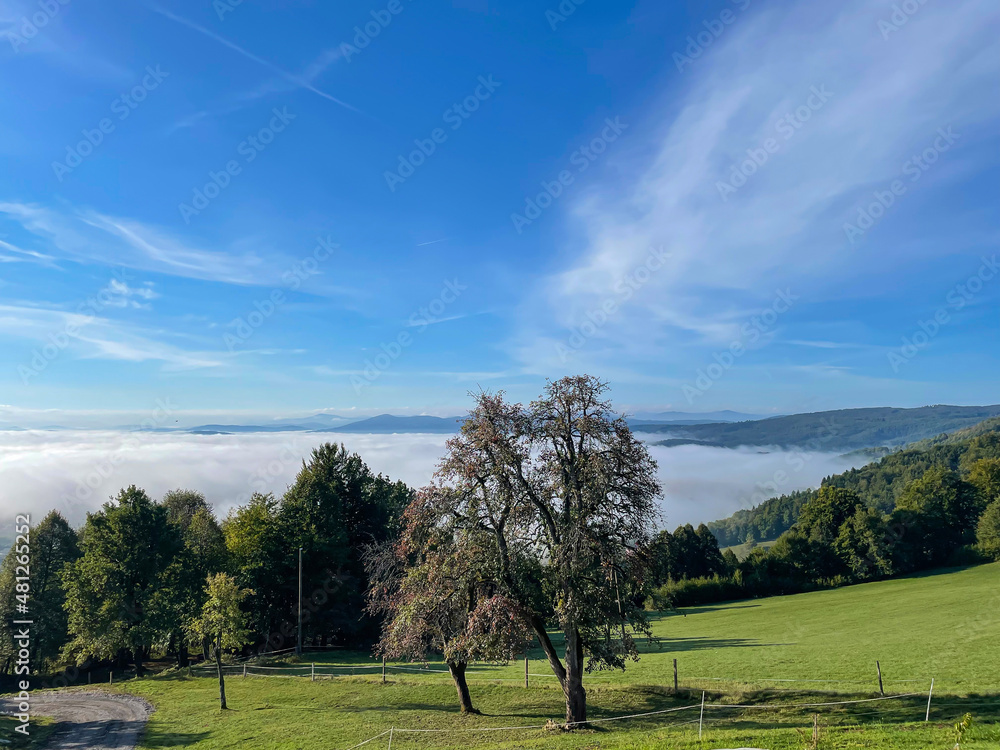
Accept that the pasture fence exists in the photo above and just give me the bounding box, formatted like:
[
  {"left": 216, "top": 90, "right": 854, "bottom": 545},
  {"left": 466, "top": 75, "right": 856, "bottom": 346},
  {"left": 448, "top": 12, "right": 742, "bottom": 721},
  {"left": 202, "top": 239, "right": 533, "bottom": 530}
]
[
  {"left": 182, "top": 656, "right": 977, "bottom": 746},
  {"left": 324, "top": 691, "right": 940, "bottom": 750}
]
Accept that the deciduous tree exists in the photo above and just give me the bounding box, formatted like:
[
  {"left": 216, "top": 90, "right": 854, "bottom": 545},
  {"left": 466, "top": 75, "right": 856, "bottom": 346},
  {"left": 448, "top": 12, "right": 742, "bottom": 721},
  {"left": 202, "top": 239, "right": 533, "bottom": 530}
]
[
  {"left": 0, "top": 512, "right": 79, "bottom": 673},
  {"left": 367, "top": 494, "right": 529, "bottom": 713},
  {"left": 188, "top": 573, "right": 253, "bottom": 709},
  {"left": 423, "top": 376, "right": 661, "bottom": 725},
  {"left": 62, "top": 486, "right": 183, "bottom": 676}
]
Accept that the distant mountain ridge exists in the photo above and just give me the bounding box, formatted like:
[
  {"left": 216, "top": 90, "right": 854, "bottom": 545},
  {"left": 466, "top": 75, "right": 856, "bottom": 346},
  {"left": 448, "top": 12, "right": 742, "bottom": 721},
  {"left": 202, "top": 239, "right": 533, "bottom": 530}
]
[
  {"left": 4, "top": 405, "right": 1000, "bottom": 441},
  {"left": 630, "top": 410, "right": 768, "bottom": 422},
  {"left": 634, "top": 404, "right": 1000, "bottom": 451},
  {"left": 325, "top": 414, "right": 465, "bottom": 433}
]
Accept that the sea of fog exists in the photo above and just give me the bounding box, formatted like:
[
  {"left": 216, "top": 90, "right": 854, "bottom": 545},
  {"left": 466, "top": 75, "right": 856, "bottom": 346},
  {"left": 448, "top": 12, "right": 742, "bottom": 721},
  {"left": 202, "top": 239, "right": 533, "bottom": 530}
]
[{"left": 0, "top": 430, "right": 862, "bottom": 533}]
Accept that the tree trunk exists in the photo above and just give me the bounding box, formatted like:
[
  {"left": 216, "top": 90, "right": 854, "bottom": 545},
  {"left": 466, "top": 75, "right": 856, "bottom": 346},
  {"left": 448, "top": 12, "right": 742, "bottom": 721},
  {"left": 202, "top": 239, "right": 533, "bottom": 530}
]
[
  {"left": 216, "top": 636, "right": 228, "bottom": 710},
  {"left": 528, "top": 614, "right": 567, "bottom": 683},
  {"left": 447, "top": 661, "right": 478, "bottom": 714},
  {"left": 177, "top": 641, "right": 189, "bottom": 669},
  {"left": 563, "top": 628, "right": 587, "bottom": 726},
  {"left": 134, "top": 650, "right": 144, "bottom": 679}
]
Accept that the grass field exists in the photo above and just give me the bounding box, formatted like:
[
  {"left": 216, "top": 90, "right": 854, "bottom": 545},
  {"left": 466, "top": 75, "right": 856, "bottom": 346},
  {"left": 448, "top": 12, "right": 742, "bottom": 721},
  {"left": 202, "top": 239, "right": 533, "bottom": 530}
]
[
  {"left": 106, "top": 563, "right": 999, "bottom": 749},
  {"left": 0, "top": 715, "right": 55, "bottom": 749}
]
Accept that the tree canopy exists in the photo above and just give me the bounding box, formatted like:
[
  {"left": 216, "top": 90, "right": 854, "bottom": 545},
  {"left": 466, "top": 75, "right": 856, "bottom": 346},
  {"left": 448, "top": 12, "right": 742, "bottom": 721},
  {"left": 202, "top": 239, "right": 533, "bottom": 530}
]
[{"left": 418, "top": 376, "right": 661, "bottom": 724}]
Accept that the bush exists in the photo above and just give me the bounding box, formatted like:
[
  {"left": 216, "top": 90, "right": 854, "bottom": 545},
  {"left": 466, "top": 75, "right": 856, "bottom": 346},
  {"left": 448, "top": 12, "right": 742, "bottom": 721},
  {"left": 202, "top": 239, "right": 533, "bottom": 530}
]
[
  {"left": 946, "top": 545, "right": 987, "bottom": 567},
  {"left": 976, "top": 498, "right": 1000, "bottom": 560},
  {"left": 649, "top": 575, "right": 745, "bottom": 608}
]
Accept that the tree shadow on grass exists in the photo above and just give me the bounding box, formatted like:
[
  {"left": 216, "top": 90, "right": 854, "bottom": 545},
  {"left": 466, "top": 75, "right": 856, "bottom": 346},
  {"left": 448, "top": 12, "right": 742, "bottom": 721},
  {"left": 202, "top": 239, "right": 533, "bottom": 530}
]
[
  {"left": 646, "top": 603, "right": 763, "bottom": 620},
  {"left": 339, "top": 703, "right": 467, "bottom": 714},
  {"left": 689, "top": 690, "right": 1000, "bottom": 733}
]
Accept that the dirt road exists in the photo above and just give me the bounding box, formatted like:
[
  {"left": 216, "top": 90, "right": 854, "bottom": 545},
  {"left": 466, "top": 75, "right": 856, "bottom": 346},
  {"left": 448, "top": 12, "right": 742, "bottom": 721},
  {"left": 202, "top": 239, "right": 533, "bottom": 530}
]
[{"left": 0, "top": 691, "right": 152, "bottom": 749}]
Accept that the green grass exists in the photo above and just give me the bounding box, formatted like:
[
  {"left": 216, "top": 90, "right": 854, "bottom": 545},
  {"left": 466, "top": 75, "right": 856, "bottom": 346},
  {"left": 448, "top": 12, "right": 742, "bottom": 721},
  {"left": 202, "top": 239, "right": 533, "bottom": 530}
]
[
  {"left": 722, "top": 539, "right": 776, "bottom": 560},
  {"left": 0, "top": 715, "right": 55, "bottom": 749},
  {"left": 114, "top": 563, "right": 1000, "bottom": 749}
]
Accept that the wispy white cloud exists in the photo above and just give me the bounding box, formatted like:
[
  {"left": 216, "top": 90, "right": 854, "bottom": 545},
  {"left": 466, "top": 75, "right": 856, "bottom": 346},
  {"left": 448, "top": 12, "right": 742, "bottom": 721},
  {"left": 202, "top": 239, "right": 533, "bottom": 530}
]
[
  {"left": 0, "top": 201, "right": 287, "bottom": 285},
  {"left": 513, "top": 0, "right": 1000, "bottom": 375},
  {"left": 0, "top": 238, "right": 58, "bottom": 267},
  {"left": 0, "top": 303, "right": 224, "bottom": 370}
]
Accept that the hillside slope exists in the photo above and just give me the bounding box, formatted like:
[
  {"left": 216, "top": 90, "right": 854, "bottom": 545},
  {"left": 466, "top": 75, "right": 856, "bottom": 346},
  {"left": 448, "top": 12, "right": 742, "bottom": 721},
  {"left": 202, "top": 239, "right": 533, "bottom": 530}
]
[{"left": 708, "top": 414, "right": 1000, "bottom": 546}]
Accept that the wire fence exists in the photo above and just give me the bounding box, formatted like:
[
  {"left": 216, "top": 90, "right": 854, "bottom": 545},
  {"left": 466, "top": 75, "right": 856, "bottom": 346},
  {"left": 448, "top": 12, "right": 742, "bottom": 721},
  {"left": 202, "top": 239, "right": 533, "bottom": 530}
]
[
  {"left": 328, "top": 691, "right": 945, "bottom": 750},
  {"left": 182, "top": 659, "right": 1000, "bottom": 746},
  {"left": 187, "top": 660, "right": 970, "bottom": 689}
]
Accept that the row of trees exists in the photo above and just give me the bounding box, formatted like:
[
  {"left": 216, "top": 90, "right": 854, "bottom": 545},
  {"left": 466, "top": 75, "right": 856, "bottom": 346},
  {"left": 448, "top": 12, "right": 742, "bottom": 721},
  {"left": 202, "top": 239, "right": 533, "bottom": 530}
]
[
  {"left": 709, "top": 430, "right": 1000, "bottom": 546},
  {"left": 0, "top": 444, "right": 411, "bottom": 682},
  {"left": 656, "top": 461, "right": 1000, "bottom": 608}
]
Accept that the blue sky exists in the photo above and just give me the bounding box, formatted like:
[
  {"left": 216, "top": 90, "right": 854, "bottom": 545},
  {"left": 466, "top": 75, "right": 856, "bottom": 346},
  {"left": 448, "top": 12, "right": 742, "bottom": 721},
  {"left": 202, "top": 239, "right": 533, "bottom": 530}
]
[{"left": 1, "top": 0, "right": 998, "bottom": 424}]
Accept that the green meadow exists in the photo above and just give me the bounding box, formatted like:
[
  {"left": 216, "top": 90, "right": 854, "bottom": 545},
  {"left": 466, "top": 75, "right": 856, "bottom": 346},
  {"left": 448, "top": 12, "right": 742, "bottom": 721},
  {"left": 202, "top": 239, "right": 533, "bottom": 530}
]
[{"left": 110, "top": 563, "right": 999, "bottom": 749}]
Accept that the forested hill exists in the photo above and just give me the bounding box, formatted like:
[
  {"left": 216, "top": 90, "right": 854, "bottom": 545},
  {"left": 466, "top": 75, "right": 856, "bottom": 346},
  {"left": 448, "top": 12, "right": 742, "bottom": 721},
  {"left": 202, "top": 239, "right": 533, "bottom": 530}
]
[
  {"left": 635, "top": 404, "right": 1000, "bottom": 451},
  {"left": 708, "top": 415, "right": 1000, "bottom": 546}
]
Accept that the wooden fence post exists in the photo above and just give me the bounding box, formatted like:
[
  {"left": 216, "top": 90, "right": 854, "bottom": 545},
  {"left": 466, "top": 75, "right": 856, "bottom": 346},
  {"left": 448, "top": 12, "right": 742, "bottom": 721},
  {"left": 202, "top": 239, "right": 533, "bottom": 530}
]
[
  {"left": 311, "top": 663, "right": 316, "bottom": 682},
  {"left": 876, "top": 660, "right": 884, "bottom": 696},
  {"left": 382, "top": 656, "right": 386, "bottom": 684},
  {"left": 525, "top": 652, "right": 529, "bottom": 689},
  {"left": 699, "top": 690, "right": 705, "bottom": 739},
  {"left": 673, "top": 658, "right": 678, "bottom": 692},
  {"left": 243, "top": 663, "right": 247, "bottom": 679}
]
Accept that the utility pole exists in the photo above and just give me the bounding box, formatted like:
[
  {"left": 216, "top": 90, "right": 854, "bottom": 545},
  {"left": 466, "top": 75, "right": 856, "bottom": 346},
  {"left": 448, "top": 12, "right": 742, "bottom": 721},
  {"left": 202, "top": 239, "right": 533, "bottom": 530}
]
[{"left": 297, "top": 547, "right": 303, "bottom": 656}]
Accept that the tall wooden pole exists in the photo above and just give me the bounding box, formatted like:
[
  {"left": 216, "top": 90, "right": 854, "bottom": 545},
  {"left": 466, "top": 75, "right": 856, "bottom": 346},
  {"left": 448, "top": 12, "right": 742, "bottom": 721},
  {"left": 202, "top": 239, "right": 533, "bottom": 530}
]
[
  {"left": 297, "top": 547, "right": 303, "bottom": 656},
  {"left": 876, "top": 660, "right": 884, "bottom": 696},
  {"left": 673, "top": 658, "right": 678, "bottom": 692}
]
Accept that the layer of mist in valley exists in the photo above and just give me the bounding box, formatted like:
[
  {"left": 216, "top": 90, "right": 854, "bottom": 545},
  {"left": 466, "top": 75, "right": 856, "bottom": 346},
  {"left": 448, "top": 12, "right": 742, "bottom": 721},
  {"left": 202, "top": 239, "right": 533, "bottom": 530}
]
[{"left": 0, "top": 431, "right": 862, "bottom": 551}]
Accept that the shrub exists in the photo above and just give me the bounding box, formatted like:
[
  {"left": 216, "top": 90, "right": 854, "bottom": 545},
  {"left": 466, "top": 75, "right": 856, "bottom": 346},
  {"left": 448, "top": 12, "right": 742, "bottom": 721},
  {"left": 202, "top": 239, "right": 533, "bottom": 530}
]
[
  {"left": 976, "top": 498, "right": 1000, "bottom": 560},
  {"left": 649, "top": 575, "right": 745, "bottom": 608}
]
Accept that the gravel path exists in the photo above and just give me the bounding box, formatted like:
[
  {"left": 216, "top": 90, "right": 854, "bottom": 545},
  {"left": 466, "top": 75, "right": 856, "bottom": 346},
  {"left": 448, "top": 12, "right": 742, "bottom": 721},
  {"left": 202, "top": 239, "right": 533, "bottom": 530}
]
[{"left": 0, "top": 691, "right": 152, "bottom": 749}]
